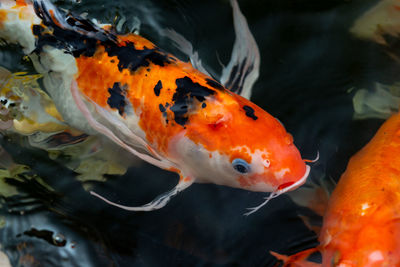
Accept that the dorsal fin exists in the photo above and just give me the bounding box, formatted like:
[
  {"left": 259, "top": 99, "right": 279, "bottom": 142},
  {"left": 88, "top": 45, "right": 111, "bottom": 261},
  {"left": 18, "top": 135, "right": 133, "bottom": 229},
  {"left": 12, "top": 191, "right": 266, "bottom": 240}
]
[
  {"left": 161, "top": 28, "right": 211, "bottom": 77},
  {"left": 220, "top": 0, "right": 260, "bottom": 99}
]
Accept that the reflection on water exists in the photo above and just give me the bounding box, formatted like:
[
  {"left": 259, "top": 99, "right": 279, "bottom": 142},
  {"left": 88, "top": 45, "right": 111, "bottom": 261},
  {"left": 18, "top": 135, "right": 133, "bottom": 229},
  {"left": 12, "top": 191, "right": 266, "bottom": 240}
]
[{"left": 0, "top": 0, "right": 396, "bottom": 266}]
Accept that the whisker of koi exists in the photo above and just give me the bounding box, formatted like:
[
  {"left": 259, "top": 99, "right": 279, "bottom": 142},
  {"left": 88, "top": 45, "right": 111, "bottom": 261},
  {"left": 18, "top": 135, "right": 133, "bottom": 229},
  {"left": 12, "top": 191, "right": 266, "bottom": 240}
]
[
  {"left": 304, "top": 151, "right": 319, "bottom": 163},
  {"left": 243, "top": 190, "right": 281, "bottom": 216}
]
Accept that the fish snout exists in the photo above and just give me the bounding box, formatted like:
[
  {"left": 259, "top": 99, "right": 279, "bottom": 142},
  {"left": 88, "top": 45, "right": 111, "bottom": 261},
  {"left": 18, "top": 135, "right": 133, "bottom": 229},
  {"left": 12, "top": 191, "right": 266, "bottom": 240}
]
[
  {"left": 270, "top": 145, "right": 309, "bottom": 193},
  {"left": 276, "top": 165, "right": 310, "bottom": 193}
]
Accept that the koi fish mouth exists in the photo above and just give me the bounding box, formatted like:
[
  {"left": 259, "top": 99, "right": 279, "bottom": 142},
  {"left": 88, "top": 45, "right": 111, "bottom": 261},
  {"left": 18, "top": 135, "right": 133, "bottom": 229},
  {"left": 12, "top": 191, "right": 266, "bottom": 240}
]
[
  {"left": 244, "top": 165, "right": 310, "bottom": 216},
  {"left": 277, "top": 165, "right": 310, "bottom": 194}
]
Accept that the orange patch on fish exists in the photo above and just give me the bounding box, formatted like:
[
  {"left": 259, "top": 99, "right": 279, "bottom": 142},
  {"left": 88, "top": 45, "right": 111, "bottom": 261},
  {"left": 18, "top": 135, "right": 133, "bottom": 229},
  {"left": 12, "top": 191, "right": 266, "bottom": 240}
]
[
  {"left": 15, "top": 0, "right": 27, "bottom": 7},
  {"left": 0, "top": 10, "right": 7, "bottom": 28}
]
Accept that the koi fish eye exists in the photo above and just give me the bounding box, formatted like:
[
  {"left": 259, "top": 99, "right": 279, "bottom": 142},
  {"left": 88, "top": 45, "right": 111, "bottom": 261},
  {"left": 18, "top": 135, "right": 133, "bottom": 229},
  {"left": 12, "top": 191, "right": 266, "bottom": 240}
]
[{"left": 232, "top": 158, "right": 251, "bottom": 174}]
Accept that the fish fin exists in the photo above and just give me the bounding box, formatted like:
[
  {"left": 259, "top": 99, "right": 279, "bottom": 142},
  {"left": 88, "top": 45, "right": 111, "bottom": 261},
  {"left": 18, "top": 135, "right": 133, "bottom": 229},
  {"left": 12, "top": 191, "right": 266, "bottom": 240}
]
[
  {"left": 28, "top": 130, "right": 89, "bottom": 150},
  {"left": 70, "top": 80, "right": 174, "bottom": 170},
  {"left": 287, "top": 170, "right": 335, "bottom": 234},
  {"left": 353, "top": 82, "right": 400, "bottom": 120},
  {"left": 350, "top": 0, "right": 400, "bottom": 45},
  {"left": 0, "top": 66, "right": 11, "bottom": 88},
  {"left": 90, "top": 176, "right": 194, "bottom": 211},
  {"left": 162, "top": 28, "right": 211, "bottom": 76},
  {"left": 270, "top": 248, "right": 321, "bottom": 267},
  {"left": 220, "top": 0, "right": 260, "bottom": 99},
  {"left": 113, "top": 13, "right": 141, "bottom": 34}
]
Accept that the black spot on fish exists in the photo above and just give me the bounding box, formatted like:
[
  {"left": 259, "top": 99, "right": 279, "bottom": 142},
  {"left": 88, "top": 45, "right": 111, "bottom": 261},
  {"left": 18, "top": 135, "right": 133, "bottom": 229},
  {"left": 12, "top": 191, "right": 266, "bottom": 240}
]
[
  {"left": 20, "top": 228, "right": 66, "bottom": 247},
  {"left": 33, "top": 1, "right": 172, "bottom": 74},
  {"left": 0, "top": 99, "right": 7, "bottom": 105},
  {"left": 36, "top": 1, "right": 182, "bottom": 66},
  {"left": 159, "top": 103, "right": 168, "bottom": 123},
  {"left": 243, "top": 105, "right": 258, "bottom": 120},
  {"left": 33, "top": 2, "right": 116, "bottom": 57},
  {"left": 171, "top": 76, "right": 215, "bottom": 126},
  {"left": 107, "top": 82, "right": 126, "bottom": 116},
  {"left": 202, "top": 103, "right": 206, "bottom": 108},
  {"left": 105, "top": 42, "right": 170, "bottom": 72},
  {"left": 159, "top": 103, "right": 166, "bottom": 113},
  {"left": 205, "top": 78, "right": 224, "bottom": 90},
  {"left": 32, "top": 24, "right": 44, "bottom": 36},
  {"left": 154, "top": 80, "right": 162, "bottom": 97}
]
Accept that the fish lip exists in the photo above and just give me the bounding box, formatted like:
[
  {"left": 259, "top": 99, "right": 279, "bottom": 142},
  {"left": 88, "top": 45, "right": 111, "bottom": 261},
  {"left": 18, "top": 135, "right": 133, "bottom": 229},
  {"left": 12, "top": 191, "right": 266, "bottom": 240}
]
[{"left": 277, "top": 165, "right": 310, "bottom": 194}]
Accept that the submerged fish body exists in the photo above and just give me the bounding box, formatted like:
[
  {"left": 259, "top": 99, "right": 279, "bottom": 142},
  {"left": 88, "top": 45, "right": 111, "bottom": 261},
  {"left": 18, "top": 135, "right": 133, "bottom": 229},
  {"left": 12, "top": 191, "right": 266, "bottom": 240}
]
[
  {"left": 0, "top": 0, "right": 310, "bottom": 212},
  {"left": 274, "top": 112, "right": 400, "bottom": 266},
  {"left": 0, "top": 66, "right": 67, "bottom": 134},
  {"left": 318, "top": 112, "right": 400, "bottom": 266}
]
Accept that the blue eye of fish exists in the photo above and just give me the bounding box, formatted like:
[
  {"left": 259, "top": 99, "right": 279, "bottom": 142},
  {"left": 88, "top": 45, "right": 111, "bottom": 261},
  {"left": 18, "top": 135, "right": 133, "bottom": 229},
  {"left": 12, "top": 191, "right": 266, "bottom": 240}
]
[{"left": 232, "top": 159, "right": 250, "bottom": 174}]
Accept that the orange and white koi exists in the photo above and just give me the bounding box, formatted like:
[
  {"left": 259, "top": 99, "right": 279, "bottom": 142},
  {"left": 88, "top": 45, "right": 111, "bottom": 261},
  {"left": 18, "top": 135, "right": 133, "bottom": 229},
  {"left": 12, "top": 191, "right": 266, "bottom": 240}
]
[{"left": 0, "top": 0, "right": 310, "bottom": 214}]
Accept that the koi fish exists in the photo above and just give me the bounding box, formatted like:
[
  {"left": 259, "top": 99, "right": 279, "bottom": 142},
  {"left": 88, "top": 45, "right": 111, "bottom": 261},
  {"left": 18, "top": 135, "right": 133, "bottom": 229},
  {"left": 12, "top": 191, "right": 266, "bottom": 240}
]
[
  {"left": 0, "top": 66, "right": 67, "bottom": 134},
  {"left": 318, "top": 112, "right": 400, "bottom": 265},
  {"left": 350, "top": 0, "right": 400, "bottom": 45},
  {"left": 272, "top": 84, "right": 400, "bottom": 265},
  {"left": 0, "top": 65, "right": 132, "bottom": 183},
  {"left": 0, "top": 0, "right": 310, "bottom": 214}
]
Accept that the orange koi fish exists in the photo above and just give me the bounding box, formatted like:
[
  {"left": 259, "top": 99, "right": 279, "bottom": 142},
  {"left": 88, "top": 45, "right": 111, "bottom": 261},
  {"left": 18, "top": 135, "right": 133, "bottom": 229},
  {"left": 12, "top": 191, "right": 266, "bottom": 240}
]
[
  {"left": 0, "top": 0, "right": 310, "bottom": 214},
  {"left": 273, "top": 111, "right": 400, "bottom": 265}
]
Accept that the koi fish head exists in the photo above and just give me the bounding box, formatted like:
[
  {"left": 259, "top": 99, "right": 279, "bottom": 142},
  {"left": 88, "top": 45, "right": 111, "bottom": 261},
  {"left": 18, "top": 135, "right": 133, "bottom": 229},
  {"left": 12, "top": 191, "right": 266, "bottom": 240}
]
[{"left": 169, "top": 90, "right": 309, "bottom": 194}]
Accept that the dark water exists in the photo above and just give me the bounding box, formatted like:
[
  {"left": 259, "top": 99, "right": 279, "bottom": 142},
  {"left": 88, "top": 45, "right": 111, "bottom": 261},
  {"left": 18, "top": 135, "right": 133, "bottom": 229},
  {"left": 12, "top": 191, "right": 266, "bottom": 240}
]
[{"left": 0, "top": 0, "right": 395, "bottom": 266}]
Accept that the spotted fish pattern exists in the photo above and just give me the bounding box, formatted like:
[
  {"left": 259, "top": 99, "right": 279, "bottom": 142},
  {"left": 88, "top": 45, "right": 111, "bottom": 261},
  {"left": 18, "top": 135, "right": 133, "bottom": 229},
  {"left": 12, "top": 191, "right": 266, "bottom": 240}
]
[{"left": 0, "top": 0, "right": 310, "bottom": 213}]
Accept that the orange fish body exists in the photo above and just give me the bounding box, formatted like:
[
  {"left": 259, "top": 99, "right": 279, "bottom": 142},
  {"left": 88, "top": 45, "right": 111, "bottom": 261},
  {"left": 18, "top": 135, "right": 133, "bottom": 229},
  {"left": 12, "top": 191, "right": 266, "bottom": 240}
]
[
  {"left": 274, "top": 112, "right": 400, "bottom": 266},
  {"left": 0, "top": 0, "right": 309, "bottom": 213},
  {"left": 319, "top": 111, "right": 400, "bottom": 266}
]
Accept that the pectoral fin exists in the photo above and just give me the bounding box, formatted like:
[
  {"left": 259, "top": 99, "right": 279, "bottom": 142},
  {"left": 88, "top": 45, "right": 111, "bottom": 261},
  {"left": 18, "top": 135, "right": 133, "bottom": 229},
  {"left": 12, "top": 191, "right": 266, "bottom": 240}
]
[
  {"left": 70, "top": 80, "right": 173, "bottom": 170},
  {"left": 90, "top": 176, "right": 194, "bottom": 211}
]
